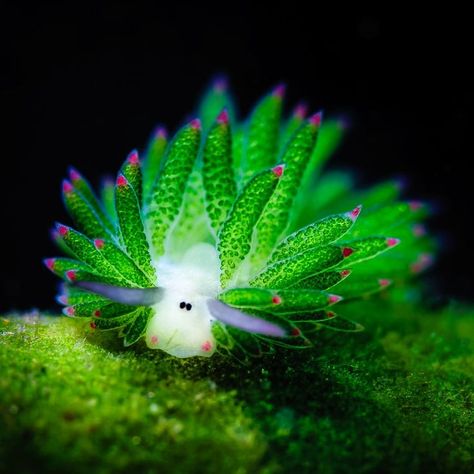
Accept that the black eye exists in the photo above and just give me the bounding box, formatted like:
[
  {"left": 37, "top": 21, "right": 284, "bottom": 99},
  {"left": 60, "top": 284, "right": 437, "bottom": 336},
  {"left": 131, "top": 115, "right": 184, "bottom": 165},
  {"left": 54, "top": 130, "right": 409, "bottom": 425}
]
[
  {"left": 186, "top": 303, "right": 192, "bottom": 311},
  {"left": 179, "top": 302, "right": 186, "bottom": 309}
]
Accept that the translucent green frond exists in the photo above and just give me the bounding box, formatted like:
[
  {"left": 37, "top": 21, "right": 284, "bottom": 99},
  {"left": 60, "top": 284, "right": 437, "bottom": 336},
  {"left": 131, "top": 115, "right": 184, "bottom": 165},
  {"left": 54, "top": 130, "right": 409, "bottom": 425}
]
[
  {"left": 142, "top": 127, "right": 167, "bottom": 202},
  {"left": 218, "top": 166, "right": 283, "bottom": 287},
  {"left": 146, "top": 120, "right": 201, "bottom": 256},
  {"left": 115, "top": 175, "right": 156, "bottom": 281},
  {"left": 242, "top": 85, "right": 284, "bottom": 181},
  {"left": 123, "top": 307, "right": 153, "bottom": 347},
  {"left": 202, "top": 109, "right": 237, "bottom": 236},
  {"left": 198, "top": 77, "right": 236, "bottom": 131}
]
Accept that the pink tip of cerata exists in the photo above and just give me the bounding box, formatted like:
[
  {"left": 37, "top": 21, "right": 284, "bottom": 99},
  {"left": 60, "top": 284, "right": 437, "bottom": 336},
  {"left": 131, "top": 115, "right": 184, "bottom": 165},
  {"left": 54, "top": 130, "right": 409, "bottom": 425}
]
[
  {"left": 150, "top": 335, "right": 159, "bottom": 346},
  {"left": 127, "top": 150, "right": 139, "bottom": 165},
  {"left": 410, "top": 253, "right": 434, "bottom": 274},
  {"left": 90, "top": 322, "right": 97, "bottom": 329},
  {"left": 378, "top": 278, "right": 392, "bottom": 287},
  {"left": 62, "top": 180, "right": 74, "bottom": 194},
  {"left": 342, "top": 247, "right": 354, "bottom": 258},
  {"left": 57, "top": 224, "right": 69, "bottom": 236},
  {"left": 346, "top": 204, "right": 362, "bottom": 221},
  {"left": 44, "top": 258, "right": 56, "bottom": 270},
  {"left": 412, "top": 224, "right": 427, "bottom": 237},
  {"left": 272, "top": 295, "right": 282, "bottom": 305},
  {"left": 69, "top": 168, "right": 81, "bottom": 182},
  {"left": 291, "top": 327, "right": 301, "bottom": 337},
  {"left": 201, "top": 340, "right": 212, "bottom": 352},
  {"left": 326, "top": 311, "right": 336, "bottom": 319},
  {"left": 293, "top": 102, "right": 308, "bottom": 120},
  {"left": 189, "top": 118, "right": 201, "bottom": 130},
  {"left": 340, "top": 269, "right": 351, "bottom": 278},
  {"left": 213, "top": 76, "right": 228, "bottom": 92},
  {"left": 57, "top": 295, "right": 68, "bottom": 305},
  {"left": 272, "top": 83, "right": 286, "bottom": 98},
  {"left": 65, "top": 270, "right": 77, "bottom": 282},
  {"left": 63, "top": 306, "right": 75, "bottom": 317},
  {"left": 217, "top": 108, "right": 229, "bottom": 124},
  {"left": 309, "top": 111, "right": 323, "bottom": 127},
  {"left": 386, "top": 237, "right": 400, "bottom": 248},
  {"left": 93, "top": 239, "right": 105, "bottom": 250},
  {"left": 154, "top": 126, "right": 167, "bottom": 139},
  {"left": 272, "top": 164, "right": 285, "bottom": 177},
  {"left": 93, "top": 310, "right": 101, "bottom": 318},
  {"left": 409, "top": 200, "right": 423, "bottom": 211},
  {"left": 116, "top": 174, "right": 128, "bottom": 187},
  {"left": 328, "top": 294, "right": 343, "bottom": 304}
]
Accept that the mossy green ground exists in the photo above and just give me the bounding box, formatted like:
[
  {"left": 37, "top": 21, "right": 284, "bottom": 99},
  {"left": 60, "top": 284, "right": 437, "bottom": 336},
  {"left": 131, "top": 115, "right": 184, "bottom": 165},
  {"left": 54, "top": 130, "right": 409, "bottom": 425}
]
[{"left": 1, "top": 300, "right": 473, "bottom": 473}]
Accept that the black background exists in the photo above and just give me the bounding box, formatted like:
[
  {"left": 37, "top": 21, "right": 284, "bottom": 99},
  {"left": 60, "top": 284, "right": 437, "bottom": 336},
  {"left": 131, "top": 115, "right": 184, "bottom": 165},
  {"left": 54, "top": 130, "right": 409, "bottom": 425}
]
[{"left": 1, "top": 2, "right": 472, "bottom": 312}]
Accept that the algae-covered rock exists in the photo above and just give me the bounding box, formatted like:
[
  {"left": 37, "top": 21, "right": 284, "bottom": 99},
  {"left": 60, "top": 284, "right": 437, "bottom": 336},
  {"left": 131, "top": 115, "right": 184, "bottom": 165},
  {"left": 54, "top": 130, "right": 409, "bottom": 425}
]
[{"left": 1, "top": 302, "right": 473, "bottom": 473}]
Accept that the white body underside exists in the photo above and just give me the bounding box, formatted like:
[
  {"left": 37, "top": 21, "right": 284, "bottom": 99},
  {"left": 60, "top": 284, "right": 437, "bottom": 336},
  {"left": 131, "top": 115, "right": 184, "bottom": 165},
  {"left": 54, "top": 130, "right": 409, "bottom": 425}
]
[{"left": 144, "top": 243, "right": 221, "bottom": 358}]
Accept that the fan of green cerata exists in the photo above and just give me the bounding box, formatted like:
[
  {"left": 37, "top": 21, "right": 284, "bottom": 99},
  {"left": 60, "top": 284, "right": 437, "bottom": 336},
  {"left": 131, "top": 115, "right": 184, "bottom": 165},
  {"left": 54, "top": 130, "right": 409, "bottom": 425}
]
[{"left": 44, "top": 78, "right": 435, "bottom": 359}]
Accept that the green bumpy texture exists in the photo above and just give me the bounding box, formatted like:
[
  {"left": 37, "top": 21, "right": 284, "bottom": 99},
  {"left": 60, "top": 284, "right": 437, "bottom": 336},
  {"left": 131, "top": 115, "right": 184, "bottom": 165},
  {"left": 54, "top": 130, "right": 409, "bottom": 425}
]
[{"left": 45, "top": 78, "right": 435, "bottom": 350}]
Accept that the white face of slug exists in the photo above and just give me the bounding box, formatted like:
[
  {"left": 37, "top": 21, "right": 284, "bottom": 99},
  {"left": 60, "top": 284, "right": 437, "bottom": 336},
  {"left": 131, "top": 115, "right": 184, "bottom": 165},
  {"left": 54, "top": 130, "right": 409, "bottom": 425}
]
[{"left": 145, "top": 243, "right": 220, "bottom": 358}]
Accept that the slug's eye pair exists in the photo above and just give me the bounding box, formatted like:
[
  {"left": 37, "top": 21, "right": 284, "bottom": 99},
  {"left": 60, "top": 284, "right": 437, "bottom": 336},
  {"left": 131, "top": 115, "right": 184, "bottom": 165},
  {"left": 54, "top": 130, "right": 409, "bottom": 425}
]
[{"left": 179, "top": 301, "right": 192, "bottom": 311}]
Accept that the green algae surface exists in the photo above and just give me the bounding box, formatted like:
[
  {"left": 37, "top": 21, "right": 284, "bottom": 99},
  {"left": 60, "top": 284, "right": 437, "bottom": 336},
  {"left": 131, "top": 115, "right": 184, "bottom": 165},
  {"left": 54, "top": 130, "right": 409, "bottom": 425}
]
[{"left": 1, "top": 301, "right": 473, "bottom": 473}]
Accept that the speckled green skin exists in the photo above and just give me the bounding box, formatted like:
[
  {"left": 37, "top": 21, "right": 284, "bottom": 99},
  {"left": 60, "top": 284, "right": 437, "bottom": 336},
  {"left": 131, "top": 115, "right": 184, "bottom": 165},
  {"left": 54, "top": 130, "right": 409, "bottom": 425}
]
[
  {"left": 218, "top": 168, "right": 281, "bottom": 287},
  {"left": 202, "top": 118, "right": 236, "bottom": 235},
  {"left": 1, "top": 303, "right": 472, "bottom": 473},
  {"left": 147, "top": 123, "right": 201, "bottom": 256},
  {"left": 115, "top": 178, "right": 155, "bottom": 281}
]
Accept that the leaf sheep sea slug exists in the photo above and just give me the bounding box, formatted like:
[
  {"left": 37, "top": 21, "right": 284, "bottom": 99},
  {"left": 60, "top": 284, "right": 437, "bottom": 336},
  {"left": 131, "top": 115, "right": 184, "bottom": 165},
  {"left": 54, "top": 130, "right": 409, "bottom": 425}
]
[{"left": 44, "top": 78, "right": 434, "bottom": 358}]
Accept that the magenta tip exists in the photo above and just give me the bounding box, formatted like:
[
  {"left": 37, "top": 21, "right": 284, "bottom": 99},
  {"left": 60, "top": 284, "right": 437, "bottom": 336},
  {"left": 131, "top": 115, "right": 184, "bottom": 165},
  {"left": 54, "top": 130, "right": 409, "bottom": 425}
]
[
  {"left": 69, "top": 167, "right": 81, "bottom": 182},
  {"left": 217, "top": 108, "right": 229, "bottom": 125},
  {"left": 342, "top": 247, "right": 354, "bottom": 258},
  {"left": 94, "top": 239, "right": 105, "bottom": 250},
  {"left": 328, "top": 294, "right": 343, "bottom": 304},
  {"left": 44, "top": 258, "right": 55, "bottom": 270},
  {"left": 309, "top": 111, "right": 323, "bottom": 127},
  {"left": 272, "top": 295, "right": 282, "bottom": 305},
  {"left": 189, "top": 118, "right": 201, "bottom": 130},
  {"left": 272, "top": 164, "right": 285, "bottom": 177},
  {"left": 213, "top": 76, "right": 228, "bottom": 92},
  {"left": 340, "top": 269, "right": 351, "bottom": 278},
  {"left": 293, "top": 102, "right": 308, "bottom": 120},
  {"left": 127, "top": 150, "right": 139, "bottom": 165},
  {"left": 272, "top": 83, "right": 286, "bottom": 98},
  {"left": 65, "top": 270, "right": 77, "bottom": 282},
  {"left": 386, "top": 237, "right": 401, "bottom": 248},
  {"left": 412, "top": 224, "right": 427, "bottom": 237},
  {"left": 346, "top": 204, "right": 362, "bottom": 221},
  {"left": 56, "top": 295, "right": 68, "bottom": 305},
  {"left": 62, "top": 180, "right": 73, "bottom": 194},
  {"left": 116, "top": 174, "right": 128, "bottom": 187},
  {"left": 154, "top": 126, "right": 167, "bottom": 139},
  {"left": 63, "top": 306, "right": 75, "bottom": 317},
  {"left": 378, "top": 278, "right": 392, "bottom": 287},
  {"left": 409, "top": 200, "right": 423, "bottom": 212},
  {"left": 56, "top": 223, "right": 69, "bottom": 237}
]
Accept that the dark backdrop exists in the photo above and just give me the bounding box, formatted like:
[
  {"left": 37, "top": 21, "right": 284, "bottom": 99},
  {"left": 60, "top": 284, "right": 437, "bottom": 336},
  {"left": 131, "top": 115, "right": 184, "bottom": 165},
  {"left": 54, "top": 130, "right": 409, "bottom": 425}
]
[{"left": 1, "top": 3, "right": 472, "bottom": 312}]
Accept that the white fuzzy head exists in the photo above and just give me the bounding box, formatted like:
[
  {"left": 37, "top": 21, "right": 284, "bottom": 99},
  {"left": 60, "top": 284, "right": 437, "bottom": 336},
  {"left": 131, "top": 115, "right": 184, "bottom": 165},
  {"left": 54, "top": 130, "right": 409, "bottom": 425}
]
[{"left": 145, "top": 243, "right": 220, "bottom": 358}]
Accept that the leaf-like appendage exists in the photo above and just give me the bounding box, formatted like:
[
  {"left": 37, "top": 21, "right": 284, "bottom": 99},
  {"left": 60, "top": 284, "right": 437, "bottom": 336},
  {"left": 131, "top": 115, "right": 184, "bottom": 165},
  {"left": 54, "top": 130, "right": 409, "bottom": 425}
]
[
  {"left": 278, "top": 103, "right": 307, "bottom": 153},
  {"left": 63, "top": 301, "right": 136, "bottom": 318},
  {"left": 62, "top": 180, "right": 113, "bottom": 239},
  {"left": 289, "top": 270, "right": 351, "bottom": 290},
  {"left": 99, "top": 177, "right": 117, "bottom": 223},
  {"left": 250, "top": 114, "right": 322, "bottom": 270},
  {"left": 123, "top": 307, "right": 153, "bottom": 346},
  {"left": 91, "top": 239, "right": 153, "bottom": 287},
  {"left": 115, "top": 175, "right": 156, "bottom": 282},
  {"left": 219, "top": 287, "right": 341, "bottom": 313},
  {"left": 142, "top": 127, "right": 167, "bottom": 203},
  {"left": 315, "top": 316, "right": 364, "bottom": 332},
  {"left": 339, "top": 236, "right": 401, "bottom": 266},
  {"left": 251, "top": 244, "right": 348, "bottom": 288},
  {"left": 218, "top": 166, "right": 283, "bottom": 287},
  {"left": 269, "top": 206, "right": 360, "bottom": 265},
  {"left": 203, "top": 109, "right": 237, "bottom": 236},
  {"left": 120, "top": 150, "right": 143, "bottom": 207},
  {"left": 198, "top": 77, "right": 236, "bottom": 131},
  {"left": 53, "top": 224, "right": 130, "bottom": 285},
  {"left": 146, "top": 120, "right": 201, "bottom": 256},
  {"left": 242, "top": 85, "right": 284, "bottom": 181}
]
